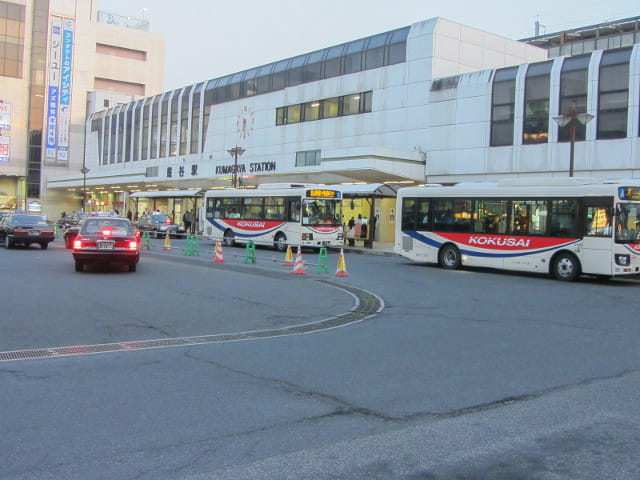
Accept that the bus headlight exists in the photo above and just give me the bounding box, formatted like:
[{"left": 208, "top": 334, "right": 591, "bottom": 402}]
[{"left": 615, "top": 254, "right": 630, "bottom": 266}]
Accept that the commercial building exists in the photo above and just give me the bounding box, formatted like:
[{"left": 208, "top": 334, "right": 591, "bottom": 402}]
[
  {"left": 0, "top": 0, "right": 164, "bottom": 215},
  {"left": 45, "top": 15, "right": 640, "bottom": 244}
]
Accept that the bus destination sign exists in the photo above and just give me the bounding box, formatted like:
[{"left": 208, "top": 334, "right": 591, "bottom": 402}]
[{"left": 308, "top": 189, "right": 340, "bottom": 199}]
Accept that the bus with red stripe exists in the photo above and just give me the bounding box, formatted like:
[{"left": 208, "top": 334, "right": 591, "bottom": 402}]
[
  {"left": 202, "top": 184, "right": 343, "bottom": 252},
  {"left": 395, "top": 178, "right": 640, "bottom": 281}
]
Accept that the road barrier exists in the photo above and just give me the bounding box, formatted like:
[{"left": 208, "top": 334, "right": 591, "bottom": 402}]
[
  {"left": 183, "top": 235, "right": 200, "bottom": 256},
  {"left": 317, "top": 247, "right": 330, "bottom": 274},
  {"left": 244, "top": 241, "right": 257, "bottom": 264}
]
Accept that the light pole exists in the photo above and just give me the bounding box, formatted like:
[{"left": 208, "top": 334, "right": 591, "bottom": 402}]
[
  {"left": 553, "top": 107, "right": 594, "bottom": 177},
  {"left": 81, "top": 166, "right": 90, "bottom": 212},
  {"left": 227, "top": 145, "right": 245, "bottom": 188}
]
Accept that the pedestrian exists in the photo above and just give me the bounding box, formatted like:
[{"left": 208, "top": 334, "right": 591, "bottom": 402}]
[
  {"left": 354, "top": 214, "right": 362, "bottom": 240},
  {"left": 347, "top": 217, "right": 355, "bottom": 246},
  {"left": 190, "top": 209, "right": 197, "bottom": 234},
  {"left": 183, "top": 210, "right": 192, "bottom": 234},
  {"left": 127, "top": 210, "right": 132, "bottom": 220}
]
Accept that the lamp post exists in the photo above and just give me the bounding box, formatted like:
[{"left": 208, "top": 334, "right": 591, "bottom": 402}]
[
  {"left": 227, "top": 145, "right": 245, "bottom": 188},
  {"left": 553, "top": 107, "right": 594, "bottom": 177},
  {"left": 81, "top": 166, "right": 90, "bottom": 212}
]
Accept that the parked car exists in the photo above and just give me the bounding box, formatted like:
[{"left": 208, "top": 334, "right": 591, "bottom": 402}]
[
  {"left": 0, "top": 213, "right": 56, "bottom": 249},
  {"left": 71, "top": 216, "right": 140, "bottom": 272},
  {"left": 57, "top": 212, "right": 86, "bottom": 230},
  {"left": 136, "top": 212, "right": 181, "bottom": 238}
]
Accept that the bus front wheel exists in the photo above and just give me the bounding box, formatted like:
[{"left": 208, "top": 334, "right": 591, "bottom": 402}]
[
  {"left": 552, "top": 252, "right": 580, "bottom": 281},
  {"left": 439, "top": 244, "right": 461, "bottom": 270}
]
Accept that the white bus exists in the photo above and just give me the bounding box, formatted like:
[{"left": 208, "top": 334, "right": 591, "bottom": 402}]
[
  {"left": 395, "top": 178, "right": 640, "bottom": 281},
  {"left": 202, "top": 184, "right": 343, "bottom": 251}
]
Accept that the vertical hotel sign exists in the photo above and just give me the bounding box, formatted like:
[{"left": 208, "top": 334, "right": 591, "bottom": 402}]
[
  {"left": 45, "top": 19, "right": 62, "bottom": 160},
  {"left": 45, "top": 17, "right": 73, "bottom": 165}
]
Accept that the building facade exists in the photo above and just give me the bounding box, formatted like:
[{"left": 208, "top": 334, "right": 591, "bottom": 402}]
[
  {"left": 47, "top": 16, "right": 640, "bottom": 243},
  {"left": 0, "top": 0, "right": 164, "bottom": 216}
]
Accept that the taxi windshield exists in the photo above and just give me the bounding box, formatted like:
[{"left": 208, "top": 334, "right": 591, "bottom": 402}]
[{"left": 616, "top": 203, "right": 640, "bottom": 243}]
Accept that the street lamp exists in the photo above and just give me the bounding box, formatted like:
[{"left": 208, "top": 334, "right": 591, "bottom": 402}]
[
  {"left": 81, "top": 166, "right": 90, "bottom": 212},
  {"left": 227, "top": 145, "right": 245, "bottom": 188},
  {"left": 553, "top": 107, "right": 594, "bottom": 177}
]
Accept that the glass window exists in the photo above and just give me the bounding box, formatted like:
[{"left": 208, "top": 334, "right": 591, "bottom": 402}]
[
  {"left": 491, "top": 67, "right": 518, "bottom": 146},
  {"left": 416, "top": 199, "right": 431, "bottom": 230},
  {"left": 364, "top": 33, "right": 387, "bottom": 70},
  {"left": 160, "top": 93, "right": 169, "bottom": 157},
  {"left": 169, "top": 92, "right": 179, "bottom": 156},
  {"left": 401, "top": 198, "right": 417, "bottom": 230},
  {"left": 255, "top": 64, "right": 273, "bottom": 94},
  {"left": 386, "top": 27, "right": 409, "bottom": 65},
  {"left": 133, "top": 101, "right": 143, "bottom": 161},
  {"left": 220, "top": 198, "right": 241, "bottom": 219},
  {"left": 141, "top": 101, "right": 150, "bottom": 160},
  {"left": 433, "top": 199, "right": 472, "bottom": 233},
  {"left": 286, "top": 104, "right": 301, "bottom": 124},
  {"left": 243, "top": 68, "right": 258, "bottom": 97},
  {"left": 191, "top": 83, "right": 203, "bottom": 154},
  {"left": 271, "top": 59, "right": 289, "bottom": 91},
  {"left": 303, "top": 101, "right": 320, "bottom": 121},
  {"left": 303, "top": 50, "right": 324, "bottom": 83},
  {"left": 276, "top": 107, "right": 285, "bottom": 126},
  {"left": 343, "top": 39, "right": 365, "bottom": 75},
  {"left": 510, "top": 200, "right": 548, "bottom": 235},
  {"left": 474, "top": 200, "right": 508, "bottom": 234},
  {"left": 523, "top": 61, "right": 552, "bottom": 144},
  {"left": 242, "top": 197, "right": 264, "bottom": 220},
  {"left": 597, "top": 48, "right": 631, "bottom": 140},
  {"left": 179, "top": 86, "right": 193, "bottom": 155},
  {"left": 117, "top": 108, "right": 125, "bottom": 163},
  {"left": 550, "top": 199, "right": 578, "bottom": 237},
  {"left": 361, "top": 91, "right": 373, "bottom": 113},
  {"left": 295, "top": 150, "right": 321, "bottom": 167},
  {"left": 559, "top": 54, "right": 590, "bottom": 142},
  {"left": 321, "top": 97, "right": 339, "bottom": 118},
  {"left": 103, "top": 114, "right": 111, "bottom": 165},
  {"left": 265, "top": 197, "right": 286, "bottom": 221},
  {"left": 585, "top": 205, "right": 613, "bottom": 237},
  {"left": 125, "top": 105, "right": 133, "bottom": 162},
  {"left": 323, "top": 45, "right": 344, "bottom": 79},
  {"left": 150, "top": 95, "right": 160, "bottom": 159},
  {"left": 342, "top": 93, "right": 361, "bottom": 115}
]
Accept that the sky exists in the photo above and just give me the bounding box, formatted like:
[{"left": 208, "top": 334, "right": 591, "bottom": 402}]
[{"left": 98, "top": 0, "right": 639, "bottom": 91}]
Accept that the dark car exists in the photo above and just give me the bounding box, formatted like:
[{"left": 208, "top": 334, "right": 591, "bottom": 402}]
[
  {"left": 71, "top": 217, "right": 140, "bottom": 272},
  {"left": 0, "top": 213, "right": 55, "bottom": 249},
  {"left": 57, "top": 212, "right": 86, "bottom": 230},
  {"left": 136, "top": 212, "right": 181, "bottom": 238}
]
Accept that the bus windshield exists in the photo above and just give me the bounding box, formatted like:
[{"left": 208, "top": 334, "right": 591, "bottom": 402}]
[
  {"left": 616, "top": 203, "right": 640, "bottom": 243},
  {"left": 302, "top": 198, "right": 342, "bottom": 226}
]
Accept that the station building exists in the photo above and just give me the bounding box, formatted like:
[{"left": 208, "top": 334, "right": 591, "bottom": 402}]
[
  {"left": 0, "top": 0, "right": 164, "bottom": 215},
  {"left": 46, "top": 15, "right": 640, "bottom": 244}
]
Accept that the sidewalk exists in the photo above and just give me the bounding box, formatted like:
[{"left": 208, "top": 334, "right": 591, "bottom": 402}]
[{"left": 337, "top": 241, "right": 396, "bottom": 256}]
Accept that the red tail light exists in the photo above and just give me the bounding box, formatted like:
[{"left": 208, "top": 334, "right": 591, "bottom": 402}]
[
  {"left": 13, "top": 229, "right": 27, "bottom": 235},
  {"left": 166, "top": 219, "right": 172, "bottom": 224},
  {"left": 128, "top": 240, "right": 138, "bottom": 251},
  {"left": 73, "top": 239, "right": 82, "bottom": 249},
  {"left": 135, "top": 230, "right": 141, "bottom": 238},
  {"left": 101, "top": 229, "right": 112, "bottom": 236}
]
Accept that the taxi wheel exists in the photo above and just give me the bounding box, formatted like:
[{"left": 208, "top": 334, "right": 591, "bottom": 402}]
[
  {"left": 74, "top": 261, "right": 83, "bottom": 272},
  {"left": 128, "top": 263, "right": 137, "bottom": 272},
  {"left": 5, "top": 236, "right": 13, "bottom": 249},
  {"left": 40, "top": 242, "right": 48, "bottom": 249}
]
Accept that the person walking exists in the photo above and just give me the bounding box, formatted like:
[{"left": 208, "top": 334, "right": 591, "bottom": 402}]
[{"left": 183, "top": 210, "right": 192, "bottom": 235}]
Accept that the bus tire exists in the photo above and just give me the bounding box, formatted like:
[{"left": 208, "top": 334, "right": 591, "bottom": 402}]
[
  {"left": 223, "top": 229, "right": 235, "bottom": 247},
  {"left": 274, "top": 232, "right": 287, "bottom": 252},
  {"left": 439, "top": 244, "right": 461, "bottom": 270},
  {"left": 552, "top": 252, "right": 580, "bottom": 281}
]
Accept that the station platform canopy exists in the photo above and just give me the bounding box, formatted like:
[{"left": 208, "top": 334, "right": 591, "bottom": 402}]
[{"left": 129, "top": 189, "right": 205, "bottom": 198}]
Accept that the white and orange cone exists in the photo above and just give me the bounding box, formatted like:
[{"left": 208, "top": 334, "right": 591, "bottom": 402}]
[
  {"left": 282, "top": 245, "right": 295, "bottom": 266},
  {"left": 335, "top": 248, "right": 349, "bottom": 277},
  {"left": 290, "top": 246, "right": 306, "bottom": 275},
  {"left": 213, "top": 239, "right": 225, "bottom": 263},
  {"left": 163, "top": 233, "right": 172, "bottom": 251}
]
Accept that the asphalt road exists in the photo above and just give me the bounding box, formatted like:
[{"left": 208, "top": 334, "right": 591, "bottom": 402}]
[{"left": 1, "top": 238, "right": 639, "bottom": 479}]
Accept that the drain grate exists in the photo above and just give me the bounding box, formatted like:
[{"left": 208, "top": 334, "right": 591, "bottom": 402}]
[{"left": 0, "top": 280, "right": 383, "bottom": 363}]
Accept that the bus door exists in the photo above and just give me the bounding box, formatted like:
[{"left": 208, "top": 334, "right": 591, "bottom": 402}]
[{"left": 582, "top": 199, "right": 614, "bottom": 275}]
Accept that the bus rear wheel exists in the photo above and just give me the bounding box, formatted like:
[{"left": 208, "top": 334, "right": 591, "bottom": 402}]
[
  {"left": 223, "top": 229, "right": 235, "bottom": 247},
  {"left": 552, "top": 252, "right": 580, "bottom": 281},
  {"left": 274, "top": 233, "right": 287, "bottom": 252},
  {"left": 439, "top": 244, "right": 461, "bottom": 270}
]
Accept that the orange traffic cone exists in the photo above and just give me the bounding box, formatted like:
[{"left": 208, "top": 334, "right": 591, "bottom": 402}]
[
  {"left": 335, "top": 248, "right": 349, "bottom": 277},
  {"left": 290, "top": 246, "right": 306, "bottom": 275},
  {"left": 213, "top": 239, "right": 225, "bottom": 263},
  {"left": 282, "top": 245, "right": 295, "bottom": 266},
  {"left": 163, "top": 233, "right": 172, "bottom": 251}
]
